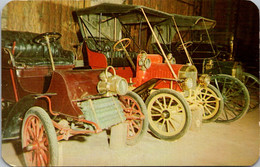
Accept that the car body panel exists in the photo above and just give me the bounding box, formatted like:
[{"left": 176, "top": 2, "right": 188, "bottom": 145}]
[{"left": 1, "top": 30, "right": 127, "bottom": 140}]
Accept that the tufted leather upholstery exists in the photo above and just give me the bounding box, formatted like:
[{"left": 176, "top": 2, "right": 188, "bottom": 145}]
[{"left": 1, "top": 30, "right": 74, "bottom": 66}]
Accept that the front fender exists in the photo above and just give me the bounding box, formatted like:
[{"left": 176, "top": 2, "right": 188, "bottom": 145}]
[{"left": 2, "top": 94, "right": 50, "bottom": 140}]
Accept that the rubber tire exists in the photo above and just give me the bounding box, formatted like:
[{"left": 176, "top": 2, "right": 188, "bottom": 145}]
[
  {"left": 122, "top": 91, "right": 149, "bottom": 146},
  {"left": 21, "top": 106, "right": 58, "bottom": 166},
  {"left": 145, "top": 89, "right": 191, "bottom": 141},
  {"left": 210, "top": 74, "right": 250, "bottom": 123},
  {"left": 197, "top": 84, "right": 224, "bottom": 123},
  {"left": 242, "top": 72, "right": 260, "bottom": 111}
]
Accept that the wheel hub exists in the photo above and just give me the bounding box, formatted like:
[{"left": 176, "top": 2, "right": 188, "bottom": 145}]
[
  {"left": 25, "top": 142, "right": 38, "bottom": 151},
  {"left": 161, "top": 110, "right": 170, "bottom": 119}
]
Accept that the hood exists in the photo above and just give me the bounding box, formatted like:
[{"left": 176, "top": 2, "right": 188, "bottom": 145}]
[
  {"left": 47, "top": 69, "right": 105, "bottom": 102},
  {"left": 58, "top": 69, "right": 104, "bottom": 100},
  {"left": 46, "top": 69, "right": 104, "bottom": 117}
]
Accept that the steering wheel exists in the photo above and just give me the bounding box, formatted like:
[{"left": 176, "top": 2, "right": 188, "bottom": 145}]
[
  {"left": 33, "top": 32, "right": 62, "bottom": 45},
  {"left": 177, "top": 41, "right": 193, "bottom": 51},
  {"left": 113, "top": 38, "right": 131, "bottom": 51},
  {"left": 112, "top": 38, "right": 135, "bottom": 70}
]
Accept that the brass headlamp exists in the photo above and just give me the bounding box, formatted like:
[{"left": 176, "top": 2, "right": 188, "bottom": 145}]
[
  {"left": 97, "top": 66, "right": 128, "bottom": 96},
  {"left": 198, "top": 74, "right": 211, "bottom": 86}
]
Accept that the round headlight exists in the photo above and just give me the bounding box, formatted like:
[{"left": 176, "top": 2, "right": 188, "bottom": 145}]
[
  {"left": 199, "top": 74, "right": 210, "bottom": 86},
  {"left": 139, "top": 56, "right": 151, "bottom": 71},
  {"left": 144, "top": 58, "right": 151, "bottom": 69},
  {"left": 184, "top": 78, "right": 193, "bottom": 89},
  {"left": 115, "top": 77, "right": 128, "bottom": 95},
  {"left": 205, "top": 59, "right": 214, "bottom": 70}
]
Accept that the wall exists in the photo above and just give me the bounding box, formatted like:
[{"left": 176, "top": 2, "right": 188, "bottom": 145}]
[
  {"left": 2, "top": 0, "right": 90, "bottom": 52},
  {"left": 1, "top": 0, "right": 123, "bottom": 53}
]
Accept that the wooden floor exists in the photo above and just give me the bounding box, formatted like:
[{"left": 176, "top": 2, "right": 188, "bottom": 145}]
[{"left": 1, "top": 107, "right": 259, "bottom": 166}]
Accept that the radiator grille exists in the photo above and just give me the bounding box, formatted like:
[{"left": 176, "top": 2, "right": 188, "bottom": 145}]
[{"left": 80, "top": 97, "right": 126, "bottom": 129}]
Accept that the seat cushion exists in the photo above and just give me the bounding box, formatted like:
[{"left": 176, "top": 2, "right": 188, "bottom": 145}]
[{"left": 1, "top": 30, "right": 74, "bottom": 66}]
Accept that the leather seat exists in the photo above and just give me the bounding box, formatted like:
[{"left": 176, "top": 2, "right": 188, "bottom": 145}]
[{"left": 1, "top": 30, "right": 74, "bottom": 66}]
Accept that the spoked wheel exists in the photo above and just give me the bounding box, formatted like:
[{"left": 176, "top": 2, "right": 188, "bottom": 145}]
[
  {"left": 196, "top": 84, "right": 224, "bottom": 123},
  {"left": 21, "top": 106, "right": 58, "bottom": 166},
  {"left": 120, "top": 92, "right": 148, "bottom": 145},
  {"left": 210, "top": 74, "right": 250, "bottom": 123},
  {"left": 145, "top": 89, "right": 191, "bottom": 141},
  {"left": 242, "top": 72, "right": 259, "bottom": 111}
]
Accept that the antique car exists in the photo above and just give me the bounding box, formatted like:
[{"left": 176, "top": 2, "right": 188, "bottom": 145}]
[
  {"left": 190, "top": 33, "right": 259, "bottom": 112},
  {"left": 149, "top": 13, "right": 253, "bottom": 123},
  {"left": 1, "top": 30, "right": 148, "bottom": 166},
  {"left": 75, "top": 3, "right": 224, "bottom": 141}
]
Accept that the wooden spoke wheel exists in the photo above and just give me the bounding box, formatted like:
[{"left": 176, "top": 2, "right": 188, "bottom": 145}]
[
  {"left": 210, "top": 74, "right": 250, "bottom": 123},
  {"left": 21, "top": 107, "right": 58, "bottom": 166},
  {"left": 196, "top": 84, "right": 224, "bottom": 122},
  {"left": 145, "top": 89, "right": 191, "bottom": 141},
  {"left": 242, "top": 72, "right": 260, "bottom": 111},
  {"left": 120, "top": 92, "right": 148, "bottom": 145}
]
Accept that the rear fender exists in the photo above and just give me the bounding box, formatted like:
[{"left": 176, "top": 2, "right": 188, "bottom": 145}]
[
  {"left": 2, "top": 94, "right": 53, "bottom": 140},
  {"left": 133, "top": 78, "right": 160, "bottom": 96}
]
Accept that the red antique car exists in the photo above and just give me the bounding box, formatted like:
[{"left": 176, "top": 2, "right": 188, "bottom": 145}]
[
  {"left": 75, "top": 3, "right": 224, "bottom": 141},
  {"left": 1, "top": 30, "right": 148, "bottom": 166}
]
